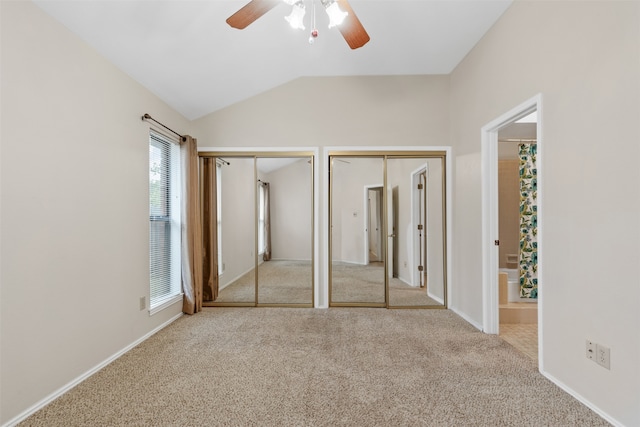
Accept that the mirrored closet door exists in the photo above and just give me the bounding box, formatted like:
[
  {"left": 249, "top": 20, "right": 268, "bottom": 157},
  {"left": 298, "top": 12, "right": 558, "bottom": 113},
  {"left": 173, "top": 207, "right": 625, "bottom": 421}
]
[
  {"left": 329, "top": 156, "right": 386, "bottom": 306},
  {"left": 200, "top": 152, "right": 314, "bottom": 307},
  {"left": 329, "top": 152, "right": 447, "bottom": 308}
]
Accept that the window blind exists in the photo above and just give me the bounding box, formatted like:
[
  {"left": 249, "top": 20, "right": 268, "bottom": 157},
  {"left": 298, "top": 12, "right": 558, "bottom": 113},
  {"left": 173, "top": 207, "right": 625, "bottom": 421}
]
[{"left": 149, "top": 131, "right": 181, "bottom": 310}]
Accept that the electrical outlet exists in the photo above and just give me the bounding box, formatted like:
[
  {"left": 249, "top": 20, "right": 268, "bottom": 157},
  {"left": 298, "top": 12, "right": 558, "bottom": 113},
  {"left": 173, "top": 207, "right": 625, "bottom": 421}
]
[
  {"left": 139, "top": 296, "right": 146, "bottom": 311},
  {"left": 596, "top": 344, "right": 610, "bottom": 370},
  {"left": 585, "top": 340, "right": 595, "bottom": 360}
]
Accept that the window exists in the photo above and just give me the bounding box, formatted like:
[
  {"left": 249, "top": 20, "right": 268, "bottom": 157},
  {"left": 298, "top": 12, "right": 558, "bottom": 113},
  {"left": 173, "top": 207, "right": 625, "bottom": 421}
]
[{"left": 149, "top": 131, "right": 181, "bottom": 313}]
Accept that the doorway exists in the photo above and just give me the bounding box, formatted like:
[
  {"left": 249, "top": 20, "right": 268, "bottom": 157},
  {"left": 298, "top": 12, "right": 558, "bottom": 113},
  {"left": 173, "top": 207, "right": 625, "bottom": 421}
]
[
  {"left": 481, "top": 94, "right": 542, "bottom": 366},
  {"left": 366, "top": 186, "right": 384, "bottom": 264},
  {"left": 497, "top": 112, "right": 538, "bottom": 361}
]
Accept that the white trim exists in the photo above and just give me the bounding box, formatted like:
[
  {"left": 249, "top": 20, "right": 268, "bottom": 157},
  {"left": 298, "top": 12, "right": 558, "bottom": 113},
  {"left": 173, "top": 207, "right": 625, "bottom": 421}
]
[
  {"left": 197, "top": 147, "right": 322, "bottom": 307},
  {"left": 450, "top": 306, "right": 483, "bottom": 330},
  {"left": 2, "top": 313, "right": 183, "bottom": 427},
  {"left": 218, "top": 262, "right": 263, "bottom": 292},
  {"left": 480, "top": 94, "right": 543, "bottom": 364},
  {"left": 198, "top": 146, "right": 318, "bottom": 153},
  {"left": 147, "top": 122, "right": 181, "bottom": 145},
  {"left": 427, "top": 292, "right": 445, "bottom": 305},
  {"left": 313, "top": 148, "right": 322, "bottom": 308},
  {"left": 410, "top": 163, "right": 429, "bottom": 288},
  {"left": 149, "top": 293, "right": 183, "bottom": 315},
  {"left": 319, "top": 150, "right": 329, "bottom": 308},
  {"left": 445, "top": 149, "right": 453, "bottom": 309},
  {"left": 323, "top": 146, "right": 453, "bottom": 310},
  {"left": 540, "top": 371, "right": 624, "bottom": 427}
]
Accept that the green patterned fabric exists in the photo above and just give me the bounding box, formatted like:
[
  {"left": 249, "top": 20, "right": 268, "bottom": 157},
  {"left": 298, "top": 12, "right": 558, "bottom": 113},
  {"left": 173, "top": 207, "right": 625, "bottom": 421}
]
[{"left": 519, "top": 143, "right": 538, "bottom": 298}]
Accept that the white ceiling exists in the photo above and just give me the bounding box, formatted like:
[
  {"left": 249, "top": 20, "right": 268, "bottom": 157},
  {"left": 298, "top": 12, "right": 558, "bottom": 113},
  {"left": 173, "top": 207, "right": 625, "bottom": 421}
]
[{"left": 33, "top": 0, "right": 513, "bottom": 120}]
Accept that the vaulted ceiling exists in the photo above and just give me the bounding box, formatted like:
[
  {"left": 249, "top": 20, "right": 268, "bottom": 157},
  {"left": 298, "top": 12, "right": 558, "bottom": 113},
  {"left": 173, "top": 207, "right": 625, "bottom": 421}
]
[{"left": 34, "top": 0, "right": 513, "bottom": 120}]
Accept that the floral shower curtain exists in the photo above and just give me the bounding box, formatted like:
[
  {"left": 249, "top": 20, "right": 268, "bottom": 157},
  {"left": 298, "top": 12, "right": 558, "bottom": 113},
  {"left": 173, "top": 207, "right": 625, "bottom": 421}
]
[{"left": 519, "top": 143, "right": 538, "bottom": 298}]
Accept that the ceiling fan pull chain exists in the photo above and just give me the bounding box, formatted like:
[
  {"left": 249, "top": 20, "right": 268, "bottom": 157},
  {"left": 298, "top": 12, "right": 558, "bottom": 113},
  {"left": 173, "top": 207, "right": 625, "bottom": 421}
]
[{"left": 309, "top": 0, "right": 319, "bottom": 44}]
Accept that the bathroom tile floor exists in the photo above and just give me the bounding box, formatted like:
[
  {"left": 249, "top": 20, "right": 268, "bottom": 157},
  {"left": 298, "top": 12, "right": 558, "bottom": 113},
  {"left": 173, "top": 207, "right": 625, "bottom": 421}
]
[{"left": 500, "top": 323, "right": 538, "bottom": 361}]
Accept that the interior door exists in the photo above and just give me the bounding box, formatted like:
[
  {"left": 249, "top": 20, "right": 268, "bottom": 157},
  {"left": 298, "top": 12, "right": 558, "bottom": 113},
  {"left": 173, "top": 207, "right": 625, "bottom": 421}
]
[{"left": 419, "top": 171, "right": 427, "bottom": 288}]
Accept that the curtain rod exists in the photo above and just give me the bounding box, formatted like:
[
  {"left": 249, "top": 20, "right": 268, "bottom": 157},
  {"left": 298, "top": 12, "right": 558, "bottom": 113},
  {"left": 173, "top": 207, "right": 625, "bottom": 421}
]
[
  {"left": 499, "top": 138, "right": 537, "bottom": 143},
  {"left": 142, "top": 113, "right": 186, "bottom": 142}
]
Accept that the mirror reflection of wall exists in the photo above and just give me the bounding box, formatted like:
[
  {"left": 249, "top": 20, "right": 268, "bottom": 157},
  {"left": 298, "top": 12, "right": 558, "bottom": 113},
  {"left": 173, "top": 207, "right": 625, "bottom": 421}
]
[
  {"left": 329, "top": 153, "right": 447, "bottom": 308},
  {"left": 215, "top": 157, "right": 256, "bottom": 304},
  {"left": 257, "top": 157, "right": 313, "bottom": 305},
  {"left": 330, "top": 157, "right": 386, "bottom": 305},
  {"left": 200, "top": 153, "right": 314, "bottom": 307}
]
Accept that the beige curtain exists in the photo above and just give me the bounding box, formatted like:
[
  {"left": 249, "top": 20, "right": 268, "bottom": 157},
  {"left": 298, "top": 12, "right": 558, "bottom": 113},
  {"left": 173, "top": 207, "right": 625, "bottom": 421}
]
[
  {"left": 201, "top": 158, "right": 219, "bottom": 302},
  {"left": 262, "top": 182, "right": 272, "bottom": 261},
  {"left": 180, "top": 136, "right": 204, "bottom": 315}
]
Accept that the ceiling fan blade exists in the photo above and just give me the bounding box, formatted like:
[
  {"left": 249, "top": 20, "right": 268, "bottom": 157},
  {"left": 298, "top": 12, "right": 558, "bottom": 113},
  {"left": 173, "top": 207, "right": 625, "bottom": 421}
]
[
  {"left": 226, "top": 0, "right": 282, "bottom": 30},
  {"left": 336, "top": 0, "right": 370, "bottom": 49}
]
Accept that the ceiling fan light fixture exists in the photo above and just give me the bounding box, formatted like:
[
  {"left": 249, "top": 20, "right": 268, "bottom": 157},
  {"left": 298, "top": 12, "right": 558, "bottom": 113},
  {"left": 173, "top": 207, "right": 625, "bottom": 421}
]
[
  {"left": 284, "top": 1, "right": 306, "bottom": 30},
  {"left": 324, "top": 1, "right": 348, "bottom": 28}
]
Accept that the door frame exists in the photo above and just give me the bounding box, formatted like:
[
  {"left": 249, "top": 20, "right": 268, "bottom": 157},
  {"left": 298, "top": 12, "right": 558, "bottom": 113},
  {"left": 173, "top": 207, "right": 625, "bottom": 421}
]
[
  {"left": 480, "top": 94, "right": 543, "bottom": 365},
  {"left": 324, "top": 146, "right": 453, "bottom": 309},
  {"left": 411, "top": 163, "right": 429, "bottom": 288}
]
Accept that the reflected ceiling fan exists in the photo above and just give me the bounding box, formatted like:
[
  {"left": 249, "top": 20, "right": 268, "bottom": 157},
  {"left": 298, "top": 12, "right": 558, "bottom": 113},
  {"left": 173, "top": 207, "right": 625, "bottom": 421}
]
[{"left": 226, "top": 0, "right": 370, "bottom": 49}]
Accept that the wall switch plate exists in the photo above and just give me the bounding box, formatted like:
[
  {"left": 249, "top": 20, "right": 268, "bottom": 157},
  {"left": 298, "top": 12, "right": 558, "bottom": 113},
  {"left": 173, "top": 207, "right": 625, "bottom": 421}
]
[
  {"left": 585, "top": 340, "right": 595, "bottom": 360},
  {"left": 139, "top": 296, "right": 146, "bottom": 311},
  {"left": 596, "top": 344, "right": 611, "bottom": 370}
]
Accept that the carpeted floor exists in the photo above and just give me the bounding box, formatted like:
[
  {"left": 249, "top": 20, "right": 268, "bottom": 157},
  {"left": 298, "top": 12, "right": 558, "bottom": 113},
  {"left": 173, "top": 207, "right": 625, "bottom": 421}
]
[
  {"left": 213, "top": 260, "right": 441, "bottom": 307},
  {"left": 213, "top": 260, "right": 313, "bottom": 304},
  {"left": 332, "top": 262, "right": 442, "bottom": 306},
  {"left": 19, "top": 308, "right": 609, "bottom": 426}
]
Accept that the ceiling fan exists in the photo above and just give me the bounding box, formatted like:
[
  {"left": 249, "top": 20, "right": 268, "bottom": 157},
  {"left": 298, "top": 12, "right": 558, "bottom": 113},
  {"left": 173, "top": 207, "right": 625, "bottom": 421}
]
[{"left": 226, "top": 0, "right": 370, "bottom": 50}]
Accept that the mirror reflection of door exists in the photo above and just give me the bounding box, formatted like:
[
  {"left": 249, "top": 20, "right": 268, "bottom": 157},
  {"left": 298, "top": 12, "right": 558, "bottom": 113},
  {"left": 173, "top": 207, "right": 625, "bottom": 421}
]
[
  {"left": 387, "top": 156, "right": 446, "bottom": 308},
  {"left": 330, "top": 156, "right": 386, "bottom": 306},
  {"left": 200, "top": 153, "right": 314, "bottom": 307},
  {"left": 329, "top": 153, "right": 447, "bottom": 308},
  {"left": 366, "top": 187, "right": 383, "bottom": 263},
  {"left": 389, "top": 186, "right": 399, "bottom": 281}
]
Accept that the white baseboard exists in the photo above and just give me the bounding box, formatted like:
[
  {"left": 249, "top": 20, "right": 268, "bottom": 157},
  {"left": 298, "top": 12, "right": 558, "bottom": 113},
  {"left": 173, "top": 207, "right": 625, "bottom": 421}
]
[
  {"left": 427, "top": 290, "right": 444, "bottom": 305},
  {"left": 3, "top": 313, "right": 183, "bottom": 427},
  {"left": 449, "top": 305, "right": 483, "bottom": 331},
  {"left": 540, "top": 370, "right": 623, "bottom": 427}
]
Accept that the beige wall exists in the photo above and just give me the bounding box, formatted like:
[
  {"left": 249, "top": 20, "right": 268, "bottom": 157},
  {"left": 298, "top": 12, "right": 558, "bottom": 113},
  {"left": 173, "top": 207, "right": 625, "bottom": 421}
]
[
  {"left": 217, "top": 158, "right": 256, "bottom": 289},
  {"left": 265, "top": 159, "right": 313, "bottom": 261},
  {"left": 498, "top": 159, "right": 519, "bottom": 268},
  {"left": 3, "top": 0, "right": 639, "bottom": 425},
  {"left": 193, "top": 75, "right": 451, "bottom": 308},
  {"left": 449, "top": 1, "right": 640, "bottom": 425},
  {"left": 0, "top": 1, "right": 188, "bottom": 423},
  {"left": 191, "top": 75, "right": 450, "bottom": 148}
]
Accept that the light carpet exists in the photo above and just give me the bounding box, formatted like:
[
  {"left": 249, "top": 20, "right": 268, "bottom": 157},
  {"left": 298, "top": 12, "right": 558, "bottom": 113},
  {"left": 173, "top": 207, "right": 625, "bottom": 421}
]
[
  {"left": 19, "top": 308, "right": 609, "bottom": 426},
  {"left": 213, "top": 260, "right": 313, "bottom": 304}
]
